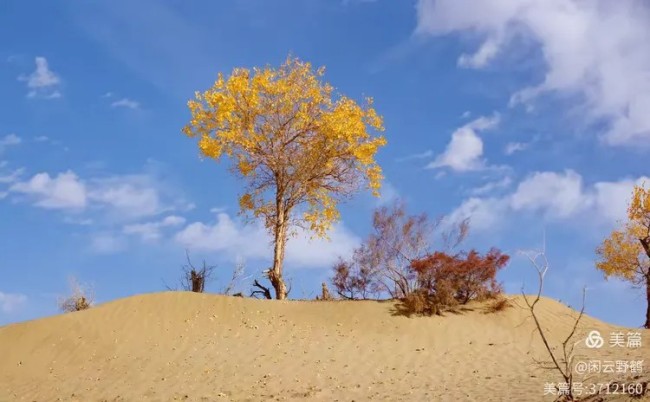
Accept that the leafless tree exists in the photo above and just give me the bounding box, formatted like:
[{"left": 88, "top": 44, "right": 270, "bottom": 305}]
[
  {"left": 521, "top": 247, "right": 586, "bottom": 402},
  {"left": 164, "top": 250, "right": 216, "bottom": 293},
  {"left": 332, "top": 200, "right": 470, "bottom": 300}
]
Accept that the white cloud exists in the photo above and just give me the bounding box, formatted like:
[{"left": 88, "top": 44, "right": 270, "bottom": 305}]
[
  {"left": 510, "top": 170, "right": 586, "bottom": 218},
  {"left": 0, "top": 292, "right": 27, "bottom": 313},
  {"left": 175, "top": 213, "right": 361, "bottom": 269},
  {"left": 9, "top": 171, "right": 87, "bottom": 209},
  {"left": 18, "top": 57, "right": 62, "bottom": 99},
  {"left": 0, "top": 134, "right": 21, "bottom": 153},
  {"left": 591, "top": 179, "right": 648, "bottom": 225},
  {"left": 111, "top": 98, "right": 140, "bottom": 109},
  {"left": 34, "top": 136, "right": 50, "bottom": 142},
  {"left": 123, "top": 215, "right": 186, "bottom": 242},
  {"left": 88, "top": 175, "right": 164, "bottom": 218},
  {"left": 504, "top": 142, "right": 528, "bottom": 155},
  {"left": 428, "top": 114, "right": 500, "bottom": 171},
  {"left": 415, "top": 0, "right": 650, "bottom": 146},
  {"left": 447, "top": 170, "right": 650, "bottom": 231},
  {"left": 7, "top": 170, "right": 185, "bottom": 220},
  {"left": 458, "top": 33, "right": 505, "bottom": 69}
]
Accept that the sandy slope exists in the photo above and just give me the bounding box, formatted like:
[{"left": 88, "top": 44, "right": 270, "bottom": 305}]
[{"left": 0, "top": 292, "right": 648, "bottom": 402}]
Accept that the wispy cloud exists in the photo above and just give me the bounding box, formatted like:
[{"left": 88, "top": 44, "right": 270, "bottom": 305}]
[
  {"left": 415, "top": 0, "right": 650, "bottom": 146},
  {"left": 469, "top": 176, "right": 512, "bottom": 196},
  {"left": 18, "top": 57, "right": 62, "bottom": 99},
  {"left": 111, "top": 98, "right": 140, "bottom": 110},
  {"left": 397, "top": 150, "right": 433, "bottom": 162},
  {"left": 33, "top": 136, "right": 50, "bottom": 143},
  {"left": 504, "top": 142, "right": 528, "bottom": 155},
  {"left": 123, "top": 215, "right": 186, "bottom": 242},
  {"left": 447, "top": 170, "right": 650, "bottom": 232}
]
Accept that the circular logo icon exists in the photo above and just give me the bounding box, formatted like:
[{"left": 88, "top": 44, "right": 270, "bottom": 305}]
[{"left": 585, "top": 330, "right": 604, "bottom": 349}]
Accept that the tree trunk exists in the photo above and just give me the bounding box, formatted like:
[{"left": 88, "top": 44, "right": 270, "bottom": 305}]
[
  {"left": 636, "top": 236, "right": 650, "bottom": 329},
  {"left": 640, "top": 236, "right": 650, "bottom": 259},
  {"left": 270, "top": 206, "right": 288, "bottom": 300},
  {"left": 645, "top": 273, "right": 650, "bottom": 329}
]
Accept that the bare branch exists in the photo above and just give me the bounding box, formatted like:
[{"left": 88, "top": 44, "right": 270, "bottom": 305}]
[{"left": 520, "top": 245, "right": 587, "bottom": 401}]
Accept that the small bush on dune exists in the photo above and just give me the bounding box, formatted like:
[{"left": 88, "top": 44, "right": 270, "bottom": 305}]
[
  {"left": 58, "top": 277, "right": 94, "bottom": 313},
  {"left": 402, "top": 248, "right": 509, "bottom": 316},
  {"left": 486, "top": 296, "right": 512, "bottom": 313},
  {"left": 402, "top": 290, "right": 428, "bottom": 316}
]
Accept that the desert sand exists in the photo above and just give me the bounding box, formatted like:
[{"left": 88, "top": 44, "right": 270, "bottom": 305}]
[{"left": 0, "top": 292, "right": 648, "bottom": 401}]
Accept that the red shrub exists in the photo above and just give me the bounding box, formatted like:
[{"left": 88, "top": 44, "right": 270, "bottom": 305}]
[{"left": 409, "top": 248, "right": 509, "bottom": 305}]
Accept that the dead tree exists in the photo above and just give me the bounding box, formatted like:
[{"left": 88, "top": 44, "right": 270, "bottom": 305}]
[
  {"left": 521, "top": 247, "right": 586, "bottom": 402},
  {"left": 251, "top": 279, "right": 273, "bottom": 299},
  {"left": 169, "top": 250, "right": 216, "bottom": 293},
  {"left": 250, "top": 268, "right": 292, "bottom": 299}
]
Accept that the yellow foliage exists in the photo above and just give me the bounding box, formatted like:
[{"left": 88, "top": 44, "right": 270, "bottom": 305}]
[
  {"left": 596, "top": 183, "right": 650, "bottom": 284},
  {"left": 183, "top": 56, "right": 387, "bottom": 238}
]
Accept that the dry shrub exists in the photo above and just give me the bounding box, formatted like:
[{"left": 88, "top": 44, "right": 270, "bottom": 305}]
[
  {"left": 58, "top": 277, "right": 94, "bottom": 313},
  {"left": 402, "top": 290, "right": 428, "bottom": 316},
  {"left": 401, "top": 248, "right": 509, "bottom": 316},
  {"left": 402, "top": 280, "right": 459, "bottom": 316},
  {"left": 486, "top": 296, "right": 512, "bottom": 313}
]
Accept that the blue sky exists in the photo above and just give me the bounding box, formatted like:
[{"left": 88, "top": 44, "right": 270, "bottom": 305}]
[{"left": 1, "top": 0, "right": 649, "bottom": 327}]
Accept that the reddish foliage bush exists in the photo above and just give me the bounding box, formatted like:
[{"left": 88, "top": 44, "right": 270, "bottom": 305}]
[{"left": 406, "top": 248, "right": 509, "bottom": 314}]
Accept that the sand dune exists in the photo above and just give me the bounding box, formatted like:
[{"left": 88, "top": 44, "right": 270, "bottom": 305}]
[{"left": 0, "top": 292, "right": 648, "bottom": 401}]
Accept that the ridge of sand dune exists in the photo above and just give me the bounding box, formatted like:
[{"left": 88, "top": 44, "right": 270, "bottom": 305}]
[{"left": 0, "top": 292, "right": 648, "bottom": 401}]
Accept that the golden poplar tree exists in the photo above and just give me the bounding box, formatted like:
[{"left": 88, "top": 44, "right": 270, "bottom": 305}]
[
  {"left": 183, "top": 57, "right": 386, "bottom": 299},
  {"left": 596, "top": 183, "right": 650, "bottom": 328}
]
